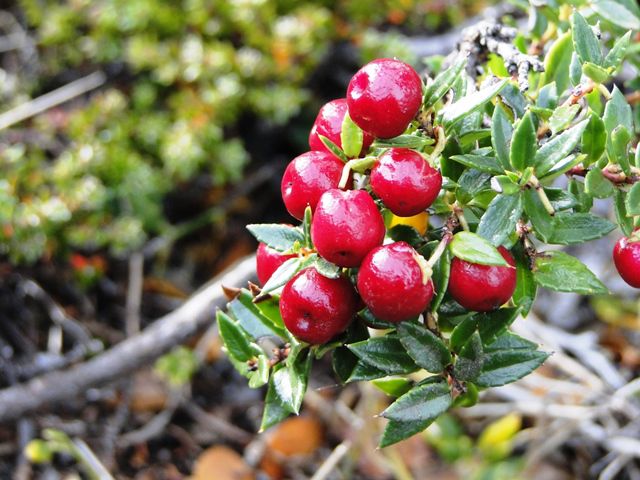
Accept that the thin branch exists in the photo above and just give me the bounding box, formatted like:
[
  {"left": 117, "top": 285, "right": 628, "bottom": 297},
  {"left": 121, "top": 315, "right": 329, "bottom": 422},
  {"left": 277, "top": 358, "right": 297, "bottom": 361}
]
[{"left": 0, "top": 254, "right": 257, "bottom": 423}]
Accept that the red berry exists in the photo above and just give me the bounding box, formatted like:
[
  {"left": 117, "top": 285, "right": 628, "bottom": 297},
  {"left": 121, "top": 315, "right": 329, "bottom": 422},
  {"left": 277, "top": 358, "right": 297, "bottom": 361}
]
[
  {"left": 311, "top": 189, "right": 385, "bottom": 267},
  {"left": 357, "top": 242, "right": 435, "bottom": 322},
  {"left": 613, "top": 231, "right": 640, "bottom": 288},
  {"left": 309, "top": 98, "right": 374, "bottom": 156},
  {"left": 346, "top": 58, "right": 423, "bottom": 139},
  {"left": 281, "top": 151, "right": 347, "bottom": 220},
  {"left": 256, "top": 243, "right": 297, "bottom": 286},
  {"left": 448, "top": 246, "right": 517, "bottom": 312},
  {"left": 280, "top": 267, "right": 357, "bottom": 344},
  {"left": 370, "top": 148, "right": 442, "bottom": 217}
]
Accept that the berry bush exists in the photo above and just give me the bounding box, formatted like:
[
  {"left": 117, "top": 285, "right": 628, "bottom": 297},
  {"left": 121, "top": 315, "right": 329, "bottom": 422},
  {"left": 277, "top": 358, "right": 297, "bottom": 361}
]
[{"left": 220, "top": 6, "right": 640, "bottom": 447}]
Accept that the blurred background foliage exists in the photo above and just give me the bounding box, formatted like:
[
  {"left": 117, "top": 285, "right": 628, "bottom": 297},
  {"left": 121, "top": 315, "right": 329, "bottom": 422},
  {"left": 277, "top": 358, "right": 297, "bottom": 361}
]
[{"left": 1, "top": 0, "right": 485, "bottom": 264}]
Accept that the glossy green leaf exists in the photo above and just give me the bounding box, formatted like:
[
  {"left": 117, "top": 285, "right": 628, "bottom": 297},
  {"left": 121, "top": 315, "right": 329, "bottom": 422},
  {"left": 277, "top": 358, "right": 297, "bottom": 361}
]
[
  {"left": 340, "top": 112, "right": 364, "bottom": 158},
  {"left": 585, "top": 168, "right": 615, "bottom": 198},
  {"left": 248, "top": 355, "right": 270, "bottom": 388},
  {"left": 582, "top": 112, "right": 606, "bottom": 164},
  {"left": 615, "top": 189, "right": 634, "bottom": 236},
  {"left": 347, "top": 360, "right": 390, "bottom": 382},
  {"left": 477, "top": 194, "right": 523, "bottom": 247},
  {"left": 424, "top": 56, "right": 467, "bottom": 110},
  {"left": 372, "top": 377, "right": 413, "bottom": 398},
  {"left": 533, "top": 251, "right": 608, "bottom": 294},
  {"left": 456, "top": 169, "right": 492, "bottom": 204},
  {"left": 571, "top": 12, "right": 604, "bottom": 66},
  {"left": 332, "top": 347, "right": 358, "bottom": 383},
  {"left": 397, "top": 322, "right": 452, "bottom": 373},
  {"left": 228, "top": 290, "right": 287, "bottom": 338},
  {"left": 513, "top": 244, "right": 536, "bottom": 316},
  {"left": 611, "top": 125, "right": 632, "bottom": 175},
  {"left": 548, "top": 212, "right": 616, "bottom": 245},
  {"left": 593, "top": 1, "right": 640, "bottom": 30},
  {"left": 549, "top": 104, "right": 579, "bottom": 135},
  {"left": 450, "top": 154, "right": 504, "bottom": 175},
  {"left": 454, "top": 332, "right": 483, "bottom": 381},
  {"left": 318, "top": 134, "right": 348, "bottom": 162},
  {"left": 372, "top": 135, "right": 434, "bottom": 149},
  {"left": 604, "top": 87, "right": 634, "bottom": 165},
  {"left": 604, "top": 31, "right": 632, "bottom": 70},
  {"left": 534, "top": 119, "right": 589, "bottom": 177},
  {"left": 217, "top": 310, "right": 258, "bottom": 362},
  {"left": 510, "top": 111, "right": 537, "bottom": 171},
  {"left": 492, "top": 103, "right": 513, "bottom": 170},
  {"left": 582, "top": 62, "right": 610, "bottom": 83},
  {"left": 545, "top": 188, "right": 579, "bottom": 211},
  {"left": 523, "top": 189, "right": 554, "bottom": 242},
  {"left": 476, "top": 349, "right": 549, "bottom": 387},
  {"left": 261, "top": 367, "right": 292, "bottom": 431},
  {"left": 476, "top": 307, "right": 521, "bottom": 345},
  {"left": 380, "top": 418, "right": 432, "bottom": 448},
  {"left": 450, "top": 231, "right": 510, "bottom": 266},
  {"left": 431, "top": 248, "right": 451, "bottom": 313},
  {"left": 272, "top": 350, "right": 311, "bottom": 414},
  {"left": 450, "top": 317, "right": 478, "bottom": 353},
  {"left": 569, "top": 52, "right": 583, "bottom": 86},
  {"left": 626, "top": 183, "right": 640, "bottom": 216},
  {"left": 439, "top": 80, "right": 507, "bottom": 128},
  {"left": 246, "top": 224, "right": 304, "bottom": 252},
  {"left": 543, "top": 32, "right": 573, "bottom": 94},
  {"left": 260, "top": 255, "right": 314, "bottom": 296},
  {"left": 314, "top": 256, "right": 340, "bottom": 279},
  {"left": 348, "top": 337, "right": 418, "bottom": 374},
  {"left": 485, "top": 332, "right": 538, "bottom": 352},
  {"left": 382, "top": 378, "right": 452, "bottom": 422}
]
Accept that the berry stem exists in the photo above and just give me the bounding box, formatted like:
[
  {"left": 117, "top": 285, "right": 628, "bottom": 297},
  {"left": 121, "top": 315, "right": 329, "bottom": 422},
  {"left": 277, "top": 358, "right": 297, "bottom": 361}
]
[
  {"left": 426, "top": 232, "right": 453, "bottom": 269},
  {"left": 453, "top": 202, "right": 470, "bottom": 231},
  {"left": 426, "top": 126, "right": 446, "bottom": 166},
  {"left": 338, "top": 157, "right": 377, "bottom": 189},
  {"left": 529, "top": 175, "right": 555, "bottom": 216}
]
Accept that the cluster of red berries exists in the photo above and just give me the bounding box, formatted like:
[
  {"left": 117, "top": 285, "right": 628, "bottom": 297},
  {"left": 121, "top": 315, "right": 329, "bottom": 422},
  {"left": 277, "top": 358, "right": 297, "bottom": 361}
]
[{"left": 255, "top": 58, "right": 520, "bottom": 345}]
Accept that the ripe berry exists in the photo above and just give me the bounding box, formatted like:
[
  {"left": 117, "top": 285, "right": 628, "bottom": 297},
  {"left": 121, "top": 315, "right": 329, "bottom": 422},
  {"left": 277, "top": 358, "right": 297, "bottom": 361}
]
[
  {"left": 309, "top": 98, "right": 374, "bottom": 156},
  {"left": 448, "top": 246, "right": 517, "bottom": 312},
  {"left": 357, "top": 242, "right": 435, "bottom": 322},
  {"left": 346, "top": 58, "right": 423, "bottom": 139},
  {"left": 280, "top": 267, "right": 357, "bottom": 344},
  {"left": 370, "top": 148, "right": 442, "bottom": 217},
  {"left": 613, "top": 231, "right": 640, "bottom": 288},
  {"left": 311, "top": 189, "right": 385, "bottom": 267},
  {"left": 256, "top": 243, "right": 297, "bottom": 286},
  {"left": 281, "top": 151, "right": 346, "bottom": 220}
]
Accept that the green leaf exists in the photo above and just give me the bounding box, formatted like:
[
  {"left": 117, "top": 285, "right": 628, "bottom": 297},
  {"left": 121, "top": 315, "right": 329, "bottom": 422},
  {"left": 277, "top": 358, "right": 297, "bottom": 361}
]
[
  {"left": 341, "top": 112, "right": 364, "bottom": 158},
  {"left": 456, "top": 169, "right": 492, "bottom": 204},
  {"left": 615, "top": 187, "right": 634, "bottom": 236},
  {"left": 228, "top": 290, "right": 287, "bottom": 338},
  {"left": 261, "top": 367, "right": 292, "bottom": 431},
  {"left": 485, "top": 332, "right": 538, "bottom": 352},
  {"left": 372, "top": 377, "right": 413, "bottom": 398},
  {"left": 382, "top": 378, "right": 452, "bottom": 422},
  {"left": 424, "top": 56, "right": 467, "bottom": 110},
  {"left": 332, "top": 347, "right": 358, "bottom": 383},
  {"left": 534, "top": 119, "right": 589, "bottom": 177},
  {"left": 592, "top": 1, "right": 640, "bottom": 30},
  {"left": 604, "top": 31, "right": 632, "bottom": 70},
  {"left": 543, "top": 32, "right": 573, "bottom": 94},
  {"left": 217, "top": 310, "right": 258, "bottom": 362},
  {"left": 476, "top": 349, "right": 549, "bottom": 387},
  {"left": 477, "top": 194, "right": 523, "bottom": 247},
  {"left": 523, "top": 189, "right": 554, "bottom": 242},
  {"left": 571, "top": 12, "right": 604, "bottom": 66},
  {"left": 272, "top": 350, "right": 311, "bottom": 414},
  {"left": 449, "top": 317, "right": 478, "bottom": 353},
  {"left": 582, "top": 62, "right": 610, "bottom": 83},
  {"left": 585, "top": 168, "right": 615, "bottom": 198},
  {"left": 439, "top": 80, "right": 507, "bottom": 129},
  {"left": 318, "top": 134, "right": 348, "bottom": 162},
  {"left": 549, "top": 104, "right": 580, "bottom": 135},
  {"left": 492, "top": 104, "right": 514, "bottom": 170},
  {"left": 372, "top": 135, "right": 434, "bottom": 149},
  {"left": 545, "top": 188, "right": 578, "bottom": 211},
  {"left": 302, "top": 206, "right": 312, "bottom": 248},
  {"left": 397, "top": 322, "right": 452, "bottom": 373},
  {"left": 510, "top": 111, "right": 537, "bottom": 172},
  {"left": 348, "top": 337, "right": 419, "bottom": 374},
  {"left": 512, "top": 243, "right": 536, "bottom": 316},
  {"left": 450, "top": 154, "right": 504, "bottom": 175},
  {"left": 454, "top": 332, "right": 483, "bottom": 382},
  {"left": 380, "top": 418, "right": 432, "bottom": 448},
  {"left": 533, "top": 251, "right": 608, "bottom": 294},
  {"left": 582, "top": 112, "right": 606, "bottom": 164},
  {"left": 611, "top": 125, "right": 632, "bottom": 176},
  {"left": 626, "top": 183, "right": 640, "bottom": 216},
  {"left": 246, "top": 224, "right": 304, "bottom": 252},
  {"left": 476, "top": 307, "right": 521, "bottom": 345},
  {"left": 569, "top": 52, "right": 583, "bottom": 86},
  {"left": 260, "top": 255, "right": 315, "bottom": 296},
  {"left": 604, "top": 87, "right": 634, "bottom": 165},
  {"left": 450, "top": 231, "right": 510, "bottom": 266},
  {"left": 249, "top": 355, "right": 270, "bottom": 388},
  {"left": 314, "top": 256, "right": 340, "bottom": 279},
  {"left": 548, "top": 212, "right": 616, "bottom": 245},
  {"left": 348, "top": 359, "right": 391, "bottom": 382},
  {"left": 431, "top": 248, "right": 451, "bottom": 313}
]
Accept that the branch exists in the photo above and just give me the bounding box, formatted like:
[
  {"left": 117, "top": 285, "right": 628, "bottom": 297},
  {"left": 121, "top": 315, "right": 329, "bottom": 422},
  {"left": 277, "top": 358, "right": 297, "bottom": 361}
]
[{"left": 0, "top": 255, "right": 257, "bottom": 423}]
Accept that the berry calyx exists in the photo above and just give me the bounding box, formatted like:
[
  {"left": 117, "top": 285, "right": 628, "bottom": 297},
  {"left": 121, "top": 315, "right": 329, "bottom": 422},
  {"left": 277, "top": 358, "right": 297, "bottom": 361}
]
[
  {"left": 357, "top": 241, "right": 435, "bottom": 323},
  {"left": 311, "top": 189, "right": 385, "bottom": 267},
  {"left": 346, "top": 58, "right": 423, "bottom": 139},
  {"left": 256, "top": 243, "right": 297, "bottom": 286},
  {"left": 370, "top": 148, "right": 442, "bottom": 217},
  {"left": 448, "top": 246, "right": 517, "bottom": 312},
  {"left": 613, "top": 230, "right": 640, "bottom": 288},
  {"left": 281, "top": 151, "right": 347, "bottom": 220},
  {"left": 280, "top": 267, "right": 357, "bottom": 344},
  {"left": 309, "top": 98, "right": 374, "bottom": 156}
]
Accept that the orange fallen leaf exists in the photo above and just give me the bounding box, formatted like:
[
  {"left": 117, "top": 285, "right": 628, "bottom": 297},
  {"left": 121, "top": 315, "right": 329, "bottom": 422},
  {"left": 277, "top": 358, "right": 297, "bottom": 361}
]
[{"left": 192, "top": 445, "right": 254, "bottom": 480}]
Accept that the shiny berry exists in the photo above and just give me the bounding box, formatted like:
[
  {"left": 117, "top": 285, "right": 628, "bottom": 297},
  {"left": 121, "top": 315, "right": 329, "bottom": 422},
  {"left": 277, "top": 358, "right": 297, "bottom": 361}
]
[
  {"left": 347, "top": 58, "right": 423, "bottom": 139},
  {"left": 280, "top": 267, "right": 357, "bottom": 344},
  {"left": 357, "top": 242, "right": 435, "bottom": 322},
  {"left": 256, "top": 243, "right": 296, "bottom": 286},
  {"left": 281, "top": 151, "right": 346, "bottom": 220},
  {"left": 311, "top": 189, "right": 385, "bottom": 267},
  {"left": 613, "top": 231, "right": 640, "bottom": 288},
  {"left": 370, "top": 148, "right": 442, "bottom": 217},
  {"left": 448, "top": 246, "right": 517, "bottom": 312},
  {"left": 309, "top": 98, "right": 374, "bottom": 156}
]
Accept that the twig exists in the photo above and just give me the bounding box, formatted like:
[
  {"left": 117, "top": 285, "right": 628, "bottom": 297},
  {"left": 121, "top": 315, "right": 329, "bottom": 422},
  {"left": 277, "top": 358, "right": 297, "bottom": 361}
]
[
  {"left": 599, "top": 454, "right": 631, "bottom": 480},
  {"left": 0, "top": 254, "right": 257, "bottom": 423},
  {"left": 0, "top": 71, "right": 106, "bottom": 130},
  {"left": 310, "top": 440, "right": 353, "bottom": 480},
  {"left": 125, "top": 252, "right": 144, "bottom": 336},
  {"left": 183, "top": 401, "right": 253, "bottom": 445}
]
